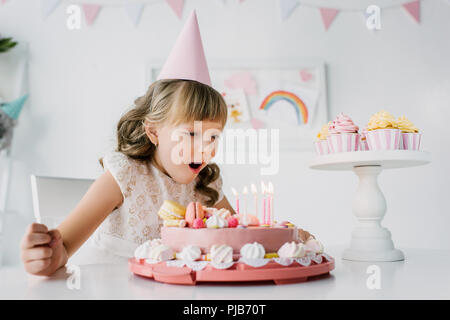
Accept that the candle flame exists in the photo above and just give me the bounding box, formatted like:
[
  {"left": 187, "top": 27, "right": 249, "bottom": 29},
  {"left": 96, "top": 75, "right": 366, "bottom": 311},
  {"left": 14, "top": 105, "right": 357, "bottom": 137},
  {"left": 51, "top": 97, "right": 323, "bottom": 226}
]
[
  {"left": 231, "top": 187, "right": 238, "bottom": 196},
  {"left": 260, "top": 181, "right": 266, "bottom": 194},
  {"left": 242, "top": 185, "right": 248, "bottom": 194},
  {"left": 268, "top": 181, "right": 274, "bottom": 194},
  {"left": 250, "top": 183, "right": 257, "bottom": 194}
]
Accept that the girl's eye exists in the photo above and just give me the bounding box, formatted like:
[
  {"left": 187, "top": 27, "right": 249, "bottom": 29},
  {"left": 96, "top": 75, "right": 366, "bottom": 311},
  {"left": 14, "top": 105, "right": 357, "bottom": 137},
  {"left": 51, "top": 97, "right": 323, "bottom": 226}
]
[
  {"left": 210, "top": 135, "right": 218, "bottom": 141},
  {"left": 188, "top": 132, "right": 197, "bottom": 137}
]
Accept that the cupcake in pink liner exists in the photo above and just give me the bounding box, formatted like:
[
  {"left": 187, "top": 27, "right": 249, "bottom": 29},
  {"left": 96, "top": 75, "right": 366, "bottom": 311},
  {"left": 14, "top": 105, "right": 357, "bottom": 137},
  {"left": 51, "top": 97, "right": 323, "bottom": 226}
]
[
  {"left": 359, "top": 128, "right": 369, "bottom": 151},
  {"left": 327, "top": 113, "right": 360, "bottom": 153},
  {"left": 366, "top": 110, "right": 401, "bottom": 150},
  {"left": 397, "top": 116, "right": 421, "bottom": 150},
  {"left": 314, "top": 122, "right": 331, "bottom": 155}
]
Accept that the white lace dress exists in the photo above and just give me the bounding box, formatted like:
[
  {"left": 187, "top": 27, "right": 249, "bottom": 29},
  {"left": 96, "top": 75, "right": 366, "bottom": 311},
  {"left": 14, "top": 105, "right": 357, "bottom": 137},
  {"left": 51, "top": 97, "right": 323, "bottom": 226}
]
[{"left": 90, "top": 150, "right": 224, "bottom": 258}]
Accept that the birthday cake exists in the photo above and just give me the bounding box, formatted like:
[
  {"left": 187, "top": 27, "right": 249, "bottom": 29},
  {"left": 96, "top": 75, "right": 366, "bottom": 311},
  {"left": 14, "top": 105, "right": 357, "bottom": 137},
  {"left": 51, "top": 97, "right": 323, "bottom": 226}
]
[{"left": 133, "top": 199, "right": 328, "bottom": 267}]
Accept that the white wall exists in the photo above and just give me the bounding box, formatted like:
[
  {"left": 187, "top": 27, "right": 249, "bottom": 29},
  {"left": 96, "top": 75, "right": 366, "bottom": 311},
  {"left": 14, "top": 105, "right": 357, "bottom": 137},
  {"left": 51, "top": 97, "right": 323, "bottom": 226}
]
[{"left": 1, "top": 0, "right": 449, "bottom": 265}]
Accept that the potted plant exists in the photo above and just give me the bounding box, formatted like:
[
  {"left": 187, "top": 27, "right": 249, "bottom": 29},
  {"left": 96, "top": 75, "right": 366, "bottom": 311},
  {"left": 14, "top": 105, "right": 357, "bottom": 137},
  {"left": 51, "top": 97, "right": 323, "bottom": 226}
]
[{"left": 0, "top": 36, "right": 17, "bottom": 53}]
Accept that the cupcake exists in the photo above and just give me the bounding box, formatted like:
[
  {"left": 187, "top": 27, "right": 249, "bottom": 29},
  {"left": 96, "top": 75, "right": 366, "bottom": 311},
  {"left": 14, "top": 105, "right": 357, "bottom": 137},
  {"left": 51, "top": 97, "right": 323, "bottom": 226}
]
[
  {"left": 359, "top": 128, "right": 369, "bottom": 151},
  {"left": 397, "top": 116, "right": 421, "bottom": 150},
  {"left": 327, "top": 113, "right": 360, "bottom": 153},
  {"left": 366, "top": 110, "right": 401, "bottom": 150},
  {"left": 314, "top": 122, "right": 331, "bottom": 155}
]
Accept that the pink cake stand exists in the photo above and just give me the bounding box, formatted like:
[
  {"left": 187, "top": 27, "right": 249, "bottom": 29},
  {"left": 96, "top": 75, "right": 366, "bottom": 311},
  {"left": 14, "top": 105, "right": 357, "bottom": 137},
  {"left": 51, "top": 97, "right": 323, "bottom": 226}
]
[{"left": 128, "top": 256, "right": 335, "bottom": 285}]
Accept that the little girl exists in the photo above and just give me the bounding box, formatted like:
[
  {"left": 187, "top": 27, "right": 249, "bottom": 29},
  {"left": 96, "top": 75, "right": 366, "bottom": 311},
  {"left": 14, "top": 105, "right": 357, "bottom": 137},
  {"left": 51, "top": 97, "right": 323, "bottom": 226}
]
[{"left": 20, "top": 78, "right": 235, "bottom": 276}]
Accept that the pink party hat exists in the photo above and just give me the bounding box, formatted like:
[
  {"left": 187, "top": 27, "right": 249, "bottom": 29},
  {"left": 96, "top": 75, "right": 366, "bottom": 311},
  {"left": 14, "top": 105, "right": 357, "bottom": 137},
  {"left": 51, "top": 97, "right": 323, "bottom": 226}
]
[{"left": 157, "top": 10, "right": 211, "bottom": 86}]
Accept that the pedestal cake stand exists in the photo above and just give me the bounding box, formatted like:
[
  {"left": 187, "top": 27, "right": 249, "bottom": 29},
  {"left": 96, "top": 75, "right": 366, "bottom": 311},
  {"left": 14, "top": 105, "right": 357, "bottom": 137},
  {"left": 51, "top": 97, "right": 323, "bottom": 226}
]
[{"left": 310, "top": 150, "right": 430, "bottom": 262}]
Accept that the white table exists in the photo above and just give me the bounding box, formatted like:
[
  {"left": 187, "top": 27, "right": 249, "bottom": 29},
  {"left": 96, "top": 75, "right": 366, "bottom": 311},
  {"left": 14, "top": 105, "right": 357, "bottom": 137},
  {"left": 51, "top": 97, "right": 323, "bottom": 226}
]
[
  {"left": 1, "top": 246, "right": 449, "bottom": 300},
  {"left": 310, "top": 150, "right": 431, "bottom": 262}
]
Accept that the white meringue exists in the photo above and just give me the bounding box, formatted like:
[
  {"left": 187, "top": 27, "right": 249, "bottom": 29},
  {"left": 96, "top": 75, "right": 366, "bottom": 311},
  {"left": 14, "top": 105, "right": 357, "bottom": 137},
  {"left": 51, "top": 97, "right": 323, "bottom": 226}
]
[
  {"left": 304, "top": 238, "right": 324, "bottom": 254},
  {"left": 206, "top": 214, "right": 228, "bottom": 228},
  {"left": 149, "top": 244, "right": 174, "bottom": 261},
  {"left": 210, "top": 244, "right": 233, "bottom": 264},
  {"left": 240, "top": 242, "right": 266, "bottom": 259},
  {"left": 277, "top": 241, "right": 306, "bottom": 258},
  {"left": 134, "top": 238, "right": 162, "bottom": 260},
  {"left": 215, "top": 208, "right": 231, "bottom": 219},
  {"left": 176, "top": 245, "right": 202, "bottom": 261}
]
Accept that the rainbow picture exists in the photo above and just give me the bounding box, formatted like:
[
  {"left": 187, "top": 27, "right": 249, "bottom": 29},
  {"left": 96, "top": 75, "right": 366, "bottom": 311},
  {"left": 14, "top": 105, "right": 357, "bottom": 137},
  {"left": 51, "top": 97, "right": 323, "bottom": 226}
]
[{"left": 259, "top": 90, "right": 308, "bottom": 125}]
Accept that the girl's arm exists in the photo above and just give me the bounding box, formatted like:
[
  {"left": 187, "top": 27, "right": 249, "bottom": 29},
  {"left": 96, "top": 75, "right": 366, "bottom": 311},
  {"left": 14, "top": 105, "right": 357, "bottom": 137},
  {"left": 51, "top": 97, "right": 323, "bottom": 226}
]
[
  {"left": 21, "top": 170, "right": 123, "bottom": 276},
  {"left": 57, "top": 170, "right": 123, "bottom": 257}
]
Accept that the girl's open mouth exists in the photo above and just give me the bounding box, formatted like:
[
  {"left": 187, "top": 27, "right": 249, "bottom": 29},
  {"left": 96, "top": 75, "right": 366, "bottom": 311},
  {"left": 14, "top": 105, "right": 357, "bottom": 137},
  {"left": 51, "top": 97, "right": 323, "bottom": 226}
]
[{"left": 188, "top": 162, "right": 203, "bottom": 173}]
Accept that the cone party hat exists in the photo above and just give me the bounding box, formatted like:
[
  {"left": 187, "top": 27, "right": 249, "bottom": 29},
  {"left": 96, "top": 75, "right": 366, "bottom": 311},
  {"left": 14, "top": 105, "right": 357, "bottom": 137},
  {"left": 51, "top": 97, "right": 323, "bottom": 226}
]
[{"left": 157, "top": 10, "right": 211, "bottom": 86}]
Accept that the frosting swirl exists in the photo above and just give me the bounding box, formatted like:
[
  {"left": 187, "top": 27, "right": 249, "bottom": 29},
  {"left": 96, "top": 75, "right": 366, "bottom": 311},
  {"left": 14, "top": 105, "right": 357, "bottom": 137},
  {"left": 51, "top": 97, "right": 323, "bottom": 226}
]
[
  {"left": 397, "top": 116, "right": 419, "bottom": 133},
  {"left": 317, "top": 122, "right": 331, "bottom": 140},
  {"left": 367, "top": 110, "right": 398, "bottom": 130},
  {"left": 329, "top": 113, "right": 359, "bottom": 134},
  {"left": 210, "top": 244, "right": 233, "bottom": 264},
  {"left": 240, "top": 242, "right": 266, "bottom": 259},
  {"left": 176, "top": 245, "right": 202, "bottom": 261},
  {"left": 277, "top": 241, "right": 306, "bottom": 258}
]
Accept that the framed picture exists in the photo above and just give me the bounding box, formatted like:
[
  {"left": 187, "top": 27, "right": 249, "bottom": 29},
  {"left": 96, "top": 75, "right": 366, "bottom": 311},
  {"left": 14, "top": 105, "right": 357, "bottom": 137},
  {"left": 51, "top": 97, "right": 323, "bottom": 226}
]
[{"left": 147, "top": 58, "right": 328, "bottom": 151}]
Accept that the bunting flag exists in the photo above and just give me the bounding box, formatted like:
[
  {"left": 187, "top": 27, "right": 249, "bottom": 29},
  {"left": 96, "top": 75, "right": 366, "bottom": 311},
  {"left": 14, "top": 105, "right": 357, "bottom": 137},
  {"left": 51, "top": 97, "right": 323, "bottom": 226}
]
[
  {"left": 41, "top": 0, "right": 61, "bottom": 19},
  {"left": 402, "top": 0, "right": 420, "bottom": 23},
  {"left": 1, "top": 0, "right": 437, "bottom": 30},
  {"left": 280, "top": 0, "right": 300, "bottom": 20},
  {"left": 215, "top": 0, "right": 226, "bottom": 7},
  {"left": 82, "top": 4, "right": 102, "bottom": 26},
  {"left": 165, "top": 0, "right": 184, "bottom": 19},
  {"left": 319, "top": 7, "right": 339, "bottom": 31},
  {"left": 0, "top": 94, "right": 28, "bottom": 120},
  {"left": 125, "top": 3, "right": 145, "bottom": 26}
]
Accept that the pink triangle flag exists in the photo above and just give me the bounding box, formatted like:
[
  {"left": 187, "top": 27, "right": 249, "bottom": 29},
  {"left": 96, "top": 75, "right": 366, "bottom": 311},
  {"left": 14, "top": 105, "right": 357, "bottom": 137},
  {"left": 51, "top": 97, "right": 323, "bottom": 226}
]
[
  {"left": 82, "top": 4, "right": 102, "bottom": 26},
  {"left": 157, "top": 10, "right": 211, "bottom": 86},
  {"left": 403, "top": 0, "right": 420, "bottom": 23},
  {"left": 319, "top": 7, "right": 339, "bottom": 31},
  {"left": 166, "top": 0, "right": 184, "bottom": 19}
]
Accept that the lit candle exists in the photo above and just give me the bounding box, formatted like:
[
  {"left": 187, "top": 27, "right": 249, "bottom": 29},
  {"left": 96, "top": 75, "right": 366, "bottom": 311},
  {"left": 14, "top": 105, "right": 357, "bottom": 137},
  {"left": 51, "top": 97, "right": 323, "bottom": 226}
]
[
  {"left": 242, "top": 186, "right": 248, "bottom": 226},
  {"left": 268, "top": 182, "right": 274, "bottom": 226},
  {"left": 250, "top": 183, "right": 258, "bottom": 224},
  {"left": 231, "top": 187, "right": 239, "bottom": 215},
  {"left": 261, "top": 181, "right": 266, "bottom": 225}
]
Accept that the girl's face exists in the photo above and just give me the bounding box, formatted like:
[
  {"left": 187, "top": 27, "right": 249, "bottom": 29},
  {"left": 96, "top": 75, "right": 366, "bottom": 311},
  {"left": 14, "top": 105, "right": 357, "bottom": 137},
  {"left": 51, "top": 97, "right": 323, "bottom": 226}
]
[{"left": 151, "top": 120, "right": 223, "bottom": 184}]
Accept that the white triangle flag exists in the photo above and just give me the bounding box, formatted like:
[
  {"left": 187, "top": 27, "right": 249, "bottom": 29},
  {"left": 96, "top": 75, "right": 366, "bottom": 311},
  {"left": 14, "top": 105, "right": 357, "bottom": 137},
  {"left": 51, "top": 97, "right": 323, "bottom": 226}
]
[
  {"left": 41, "top": 0, "right": 61, "bottom": 19},
  {"left": 125, "top": 3, "right": 145, "bottom": 26},
  {"left": 215, "top": 0, "right": 226, "bottom": 6},
  {"left": 280, "top": 0, "right": 299, "bottom": 20}
]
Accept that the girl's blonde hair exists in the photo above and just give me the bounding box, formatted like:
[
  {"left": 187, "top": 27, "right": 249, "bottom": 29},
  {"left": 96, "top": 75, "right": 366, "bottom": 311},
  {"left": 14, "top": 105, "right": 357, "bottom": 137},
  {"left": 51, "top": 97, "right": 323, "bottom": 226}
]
[{"left": 100, "top": 79, "right": 228, "bottom": 206}]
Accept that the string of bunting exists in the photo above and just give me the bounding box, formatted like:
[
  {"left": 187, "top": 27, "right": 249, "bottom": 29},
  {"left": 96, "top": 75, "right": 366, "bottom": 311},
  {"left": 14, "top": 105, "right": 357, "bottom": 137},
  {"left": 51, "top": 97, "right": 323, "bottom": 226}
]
[{"left": 0, "top": 0, "right": 444, "bottom": 30}]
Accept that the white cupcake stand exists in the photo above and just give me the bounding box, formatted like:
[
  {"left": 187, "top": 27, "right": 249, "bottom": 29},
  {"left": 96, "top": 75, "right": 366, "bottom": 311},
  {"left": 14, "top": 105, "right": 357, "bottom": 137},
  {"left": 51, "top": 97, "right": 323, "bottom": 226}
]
[{"left": 310, "top": 150, "right": 430, "bottom": 262}]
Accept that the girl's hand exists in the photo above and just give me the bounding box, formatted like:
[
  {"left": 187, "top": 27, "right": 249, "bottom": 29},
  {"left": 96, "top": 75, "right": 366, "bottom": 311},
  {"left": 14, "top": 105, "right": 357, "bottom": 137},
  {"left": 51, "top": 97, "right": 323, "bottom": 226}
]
[{"left": 20, "top": 223, "right": 68, "bottom": 276}]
